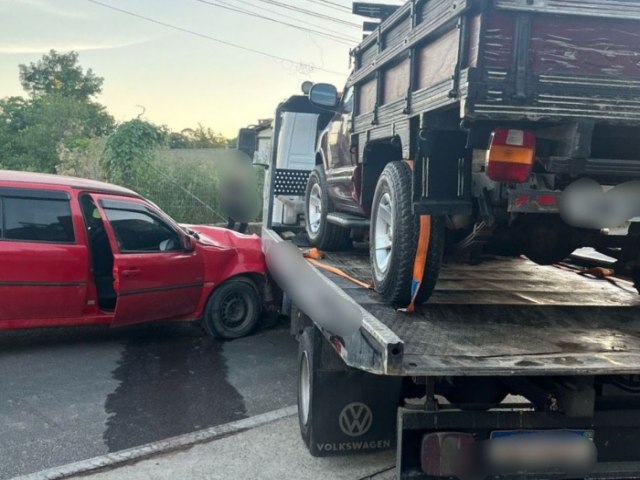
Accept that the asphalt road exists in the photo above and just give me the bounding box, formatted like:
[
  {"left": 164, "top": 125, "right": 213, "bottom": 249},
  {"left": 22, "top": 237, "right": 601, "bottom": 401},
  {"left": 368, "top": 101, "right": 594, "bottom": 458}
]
[{"left": 0, "top": 318, "right": 298, "bottom": 479}]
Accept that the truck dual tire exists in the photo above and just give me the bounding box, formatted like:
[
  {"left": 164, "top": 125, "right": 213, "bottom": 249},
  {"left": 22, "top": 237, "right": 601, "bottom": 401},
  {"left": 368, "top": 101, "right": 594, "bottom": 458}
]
[
  {"left": 370, "top": 161, "right": 445, "bottom": 306},
  {"left": 203, "top": 277, "right": 261, "bottom": 339},
  {"left": 305, "top": 166, "right": 351, "bottom": 251}
]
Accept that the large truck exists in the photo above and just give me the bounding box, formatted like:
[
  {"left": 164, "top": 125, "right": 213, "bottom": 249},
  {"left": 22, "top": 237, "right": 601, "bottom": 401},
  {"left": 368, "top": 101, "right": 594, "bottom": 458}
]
[
  {"left": 261, "top": 1, "right": 640, "bottom": 479},
  {"left": 303, "top": 0, "right": 640, "bottom": 308}
]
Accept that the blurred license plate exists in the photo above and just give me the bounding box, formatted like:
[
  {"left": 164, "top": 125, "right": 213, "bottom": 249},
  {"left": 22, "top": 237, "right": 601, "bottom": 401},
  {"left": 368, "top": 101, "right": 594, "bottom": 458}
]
[{"left": 486, "top": 430, "right": 596, "bottom": 473}]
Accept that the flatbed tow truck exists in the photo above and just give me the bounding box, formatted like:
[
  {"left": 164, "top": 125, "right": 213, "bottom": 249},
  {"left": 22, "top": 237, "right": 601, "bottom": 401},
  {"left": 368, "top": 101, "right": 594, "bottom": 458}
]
[
  {"left": 264, "top": 222, "right": 640, "bottom": 478},
  {"left": 260, "top": 1, "right": 640, "bottom": 478},
  {"left": 261, "top": 99, "right": 640, "bottom": 478}
]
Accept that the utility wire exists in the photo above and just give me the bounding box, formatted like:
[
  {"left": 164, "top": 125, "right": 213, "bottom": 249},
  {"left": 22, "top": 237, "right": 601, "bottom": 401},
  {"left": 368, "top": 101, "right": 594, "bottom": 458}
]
[
  {"left": 225, "top": 0, "right": 356, "bottom": 38},
  {"left": 85, "top": 0, "right": 346, "bottom": 76},
  {"left": 195, "top": 0, "right": 358, "bottom": 44},
  {"left": 253, "top": 0, "right": 361, "bottom": 28},
  {"left": 303, "top": 0, "right": 351, "bottom": 13}
]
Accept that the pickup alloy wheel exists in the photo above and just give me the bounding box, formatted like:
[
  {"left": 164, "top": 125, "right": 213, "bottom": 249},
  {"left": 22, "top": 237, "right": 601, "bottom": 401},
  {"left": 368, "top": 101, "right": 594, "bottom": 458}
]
[
  {"left": 370, "top": 161, "right": 445, "bottom": 306},
  {"left": 304, "top": 166, "right": 351, "bottom": 251}
]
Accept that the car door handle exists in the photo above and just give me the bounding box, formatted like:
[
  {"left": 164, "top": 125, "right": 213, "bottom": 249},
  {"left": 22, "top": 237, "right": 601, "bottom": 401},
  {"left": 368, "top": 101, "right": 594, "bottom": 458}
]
[{"left": 122, "top": 268, "right": 141, "bottom": 277}]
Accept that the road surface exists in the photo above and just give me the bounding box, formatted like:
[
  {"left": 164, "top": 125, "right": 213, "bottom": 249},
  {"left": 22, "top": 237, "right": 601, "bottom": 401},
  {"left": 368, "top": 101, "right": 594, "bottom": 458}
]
[{"left": 0, "top": 319, "right": 297, "bottom": 479}]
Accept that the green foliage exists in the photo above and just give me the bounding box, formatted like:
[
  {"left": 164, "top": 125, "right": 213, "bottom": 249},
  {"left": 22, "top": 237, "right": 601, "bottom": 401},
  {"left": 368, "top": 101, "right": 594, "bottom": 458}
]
[
  {"left": 19, "top": 50, "right": 104, "bottom": 100},
  {"left": 102, "top": 119, "right": 165, "bottom": 186},
  {"left": 170, "top": 124, "right": 230, "bottom": 149},
  {"left": 0, "top": 93, "right": 115, "bottom": 172}
]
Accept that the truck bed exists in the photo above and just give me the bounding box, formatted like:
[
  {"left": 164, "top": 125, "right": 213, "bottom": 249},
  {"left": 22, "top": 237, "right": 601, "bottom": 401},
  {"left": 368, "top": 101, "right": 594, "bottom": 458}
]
[{"left": 264, "top": 229, "right": 640, "bottom": 377}]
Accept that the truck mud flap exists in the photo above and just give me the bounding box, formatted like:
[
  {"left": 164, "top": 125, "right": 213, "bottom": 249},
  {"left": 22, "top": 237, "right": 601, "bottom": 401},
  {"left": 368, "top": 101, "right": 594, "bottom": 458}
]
[{"left": 298, "top": 326, "right": 402, "bottom": 457}]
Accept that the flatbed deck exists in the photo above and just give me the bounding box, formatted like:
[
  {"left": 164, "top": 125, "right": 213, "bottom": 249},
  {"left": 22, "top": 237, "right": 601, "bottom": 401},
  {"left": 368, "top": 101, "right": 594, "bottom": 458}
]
[{"left": 264, "top": 229, "right": 640, "bottom": 377}]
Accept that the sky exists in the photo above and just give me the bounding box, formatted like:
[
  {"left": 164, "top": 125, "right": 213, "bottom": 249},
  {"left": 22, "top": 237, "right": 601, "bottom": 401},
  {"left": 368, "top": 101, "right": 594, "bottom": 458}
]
[{"left": 0, "top": 0, "right": 402, "bottom": 137}]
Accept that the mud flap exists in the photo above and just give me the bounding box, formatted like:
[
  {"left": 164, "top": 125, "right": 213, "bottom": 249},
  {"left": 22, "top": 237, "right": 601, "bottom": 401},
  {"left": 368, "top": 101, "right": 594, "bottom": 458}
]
[{"left": 299, "top": 326, "right": 402, "bottom": 457}]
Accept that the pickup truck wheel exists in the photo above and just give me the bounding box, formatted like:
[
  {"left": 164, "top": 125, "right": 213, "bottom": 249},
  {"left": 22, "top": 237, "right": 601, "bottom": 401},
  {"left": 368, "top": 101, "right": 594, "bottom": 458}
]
[
  {"left": 371, "top": 161, "right": 444, "bottom": 306},
  {"left": 305, "top": 166, "right": 351, "bottom": 251},
  {"left": 203, "top": 277, "right": 261, "bottom": 339}
]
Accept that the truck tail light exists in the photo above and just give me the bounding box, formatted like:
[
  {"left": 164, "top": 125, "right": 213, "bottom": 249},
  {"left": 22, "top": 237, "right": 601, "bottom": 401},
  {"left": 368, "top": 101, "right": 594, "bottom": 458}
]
[
  {"left": 486, "top": 128, "right": 536, "bottom": 183},
  {"left": 421, "top": 432, "right": 475, "bottom": 477}
]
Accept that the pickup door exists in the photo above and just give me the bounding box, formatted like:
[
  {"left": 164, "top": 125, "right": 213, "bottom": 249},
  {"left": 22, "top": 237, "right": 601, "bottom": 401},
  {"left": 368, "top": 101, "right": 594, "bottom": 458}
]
[
  {"left": 325, "top": 86, "right": 361, "bottom": 213},
  {"left": 95, "top": 195, "right": 204, "bottom": 327}
]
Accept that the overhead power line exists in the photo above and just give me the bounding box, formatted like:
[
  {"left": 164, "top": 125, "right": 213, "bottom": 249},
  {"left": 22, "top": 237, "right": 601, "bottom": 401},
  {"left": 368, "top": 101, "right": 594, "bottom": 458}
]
[
  {"left": 195, "top": 0, "right": 358, "bottom": 45},
  {"left": 303, "top": 0, "right": 351, "bottom": 13},
  {"left": 253, "top": 0, "right": 361, "bottom": 29},
  {"left": 227, "top": 0, "right": 355, "bottom": 38},
  {"left": 85, "top": 0, "right": 346, "bottom": 76}
]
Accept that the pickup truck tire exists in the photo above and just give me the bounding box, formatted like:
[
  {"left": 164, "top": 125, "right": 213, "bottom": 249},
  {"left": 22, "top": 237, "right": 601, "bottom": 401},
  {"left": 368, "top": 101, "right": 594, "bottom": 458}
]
[
  {"left": 203, "top": 277, "right": 261, "bottom": 339},
  {"left": 305, "top": 166, "right": 351, "bottom": 251},
  {"left": 371, "top": 161, "right": 444, "bottom": 306}
]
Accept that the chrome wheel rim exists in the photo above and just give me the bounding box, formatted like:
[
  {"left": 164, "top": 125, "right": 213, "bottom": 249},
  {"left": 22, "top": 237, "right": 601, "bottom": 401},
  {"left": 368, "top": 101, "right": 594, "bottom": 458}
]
[
  {"left": 308, "top": 183, "right": 322, "bottom": 235},
  {"left": 374, "top": 192, "right": 393, "bottom": 274},
  {"left": 299, "top": 352, "right": 311, "bottom": 426}
]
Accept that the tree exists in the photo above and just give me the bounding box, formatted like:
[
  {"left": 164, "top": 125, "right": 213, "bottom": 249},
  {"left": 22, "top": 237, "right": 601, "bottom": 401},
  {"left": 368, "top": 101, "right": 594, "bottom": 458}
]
[
  {"left": 19, "top": 50, "right": 104, "bottom": 100},
  {"left": 173, "top": 124, "right": 229, "bottom": 149},
  {"left": 102, "top": 119, "right": 166, "bottom": 186},
  {"left": 0, "top": 94, "right": 114, "bottom": 173}
]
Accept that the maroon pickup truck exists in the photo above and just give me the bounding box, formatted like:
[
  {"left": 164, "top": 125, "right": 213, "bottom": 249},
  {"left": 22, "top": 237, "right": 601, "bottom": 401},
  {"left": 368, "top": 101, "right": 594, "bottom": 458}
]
[{"left": 304, "top": 0, "right": 640, "bottom": 306}]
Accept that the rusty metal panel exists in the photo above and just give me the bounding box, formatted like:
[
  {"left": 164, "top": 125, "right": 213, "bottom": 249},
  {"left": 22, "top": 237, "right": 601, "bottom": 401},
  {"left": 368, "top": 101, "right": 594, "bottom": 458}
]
[
  {"left": 495, "top": 0, "right": 640, "bottom": 20},
  {"left": 417, "top": 28, "right": 459, "bottom": 90},
  {"left": 383, "top": 58, "right": 410, "bottom": 104},
  {"left": 358, "top": 78, "right": 377, "bottom": 114},
  {"left": 530, "top": 15, "right": 640, "bottom": 78},
  {"left": 483, "top": 11, "right": 516, "bottom": 69}
]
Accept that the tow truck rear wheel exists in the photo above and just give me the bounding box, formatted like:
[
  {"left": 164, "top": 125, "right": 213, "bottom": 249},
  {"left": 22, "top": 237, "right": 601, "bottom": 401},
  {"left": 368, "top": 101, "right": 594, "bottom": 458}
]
[
  {"left": 370, "top": 161, "right": 445, "bottom": 306},
  {"left": 298, "top": 326, "right": 402, "bottom": 457},
  {"left": 305, "top": 166, "right": 351, "bottom": 251}
]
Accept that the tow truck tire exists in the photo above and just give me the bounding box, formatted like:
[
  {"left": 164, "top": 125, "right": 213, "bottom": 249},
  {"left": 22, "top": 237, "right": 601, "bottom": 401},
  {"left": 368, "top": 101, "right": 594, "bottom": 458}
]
[
  {"left": 203, "top": 277, "right": 261, "bottom": 339},
  {"left": 370, "top": 161, "right": 445, "bottom": 306},
  {"left": 298, "top": 328, "right": 317, "bottom": 453},
  {"left": 305, "top": 166, "right": 351, "bottom": 251},
  {"left": 298, "top": 327, "right": 402, "bottom": 457}
]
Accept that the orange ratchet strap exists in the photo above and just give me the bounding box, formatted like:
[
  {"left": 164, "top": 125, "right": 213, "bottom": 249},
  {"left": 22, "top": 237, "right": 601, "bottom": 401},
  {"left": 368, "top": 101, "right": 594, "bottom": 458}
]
[
  {"left": 405, "top": 214, "right": 432, "bottom": 313},
  {"left": 403, "top": 160, "right": 433, "bottom": 313},
  {"left": 303, "top": 248, "right": 373, "bottom": 290}
]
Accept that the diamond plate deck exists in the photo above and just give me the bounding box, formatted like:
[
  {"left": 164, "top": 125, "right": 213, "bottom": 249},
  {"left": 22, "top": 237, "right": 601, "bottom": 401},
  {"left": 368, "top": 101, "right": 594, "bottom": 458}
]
[{"left": 316, "top": 248, "right": 640, "bottom": 376}]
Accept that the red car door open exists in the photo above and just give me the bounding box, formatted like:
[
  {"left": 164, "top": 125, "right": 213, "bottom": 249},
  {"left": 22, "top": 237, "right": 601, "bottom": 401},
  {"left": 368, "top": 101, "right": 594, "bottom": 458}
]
[{"left": 95, "top": 195, "right": 204, "bottom": 327}]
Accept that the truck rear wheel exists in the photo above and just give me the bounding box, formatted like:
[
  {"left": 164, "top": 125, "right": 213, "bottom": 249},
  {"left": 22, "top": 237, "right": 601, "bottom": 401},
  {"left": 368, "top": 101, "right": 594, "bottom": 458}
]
[
  {"left": 370, "top": 161, "right": 445, "bottom": 306},
  {"left": 305, "top": 166, "right": 351, "bottom": 251},
  {"left": 298, "top": 326, "right": 402, "bottom": 457}
]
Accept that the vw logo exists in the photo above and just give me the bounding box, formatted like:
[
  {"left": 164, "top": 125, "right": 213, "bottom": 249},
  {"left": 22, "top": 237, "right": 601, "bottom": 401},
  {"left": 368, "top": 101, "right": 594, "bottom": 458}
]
[{"left": 339, "top": 402, "right": 373, "bottom": 437}]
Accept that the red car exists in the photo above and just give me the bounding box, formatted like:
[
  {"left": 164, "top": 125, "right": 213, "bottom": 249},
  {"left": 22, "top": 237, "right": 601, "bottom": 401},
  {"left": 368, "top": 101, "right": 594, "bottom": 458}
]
[{"left": 0, "top": 170, "right": 267, "bottom": 339}]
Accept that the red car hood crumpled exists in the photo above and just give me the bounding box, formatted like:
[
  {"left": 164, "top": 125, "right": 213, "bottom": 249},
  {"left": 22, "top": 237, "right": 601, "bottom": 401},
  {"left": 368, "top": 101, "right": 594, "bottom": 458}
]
[{"left": 182, "top": 225, "right": 267, "bottom": 280}]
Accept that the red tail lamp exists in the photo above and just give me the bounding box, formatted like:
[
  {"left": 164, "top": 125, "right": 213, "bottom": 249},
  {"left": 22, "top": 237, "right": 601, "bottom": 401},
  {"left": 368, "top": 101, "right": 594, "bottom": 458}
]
[
  {"left": 421, "top": 432, "right": 475, "bottom": 477},
  {"left": 486, "top": 128, "right": 536, "bottom": 183}
]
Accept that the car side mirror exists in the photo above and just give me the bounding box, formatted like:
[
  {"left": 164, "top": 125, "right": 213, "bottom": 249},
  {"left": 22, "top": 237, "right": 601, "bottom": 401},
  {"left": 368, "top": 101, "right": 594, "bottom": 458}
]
[
  {"left": 183, "top": 235, "right": 196, "bottom": 252},
  {"left": 309, "top": 83, "right": 339, "bottom": 109}
]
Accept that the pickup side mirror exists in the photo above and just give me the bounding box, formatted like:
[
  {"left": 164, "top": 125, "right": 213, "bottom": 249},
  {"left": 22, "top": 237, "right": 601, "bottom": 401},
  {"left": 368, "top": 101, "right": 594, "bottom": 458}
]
[
  {"left": 183, "top": 235, "right": 196, "bottom": 252},
  {"left": 309, "top": 83, "right": 339, "bottom": 109}
]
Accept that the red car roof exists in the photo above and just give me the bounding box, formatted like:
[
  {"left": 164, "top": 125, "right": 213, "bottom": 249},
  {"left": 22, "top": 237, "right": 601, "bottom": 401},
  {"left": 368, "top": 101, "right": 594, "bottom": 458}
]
[{"left": 0, "top": 170, "right": 141, "bottom": 198}]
